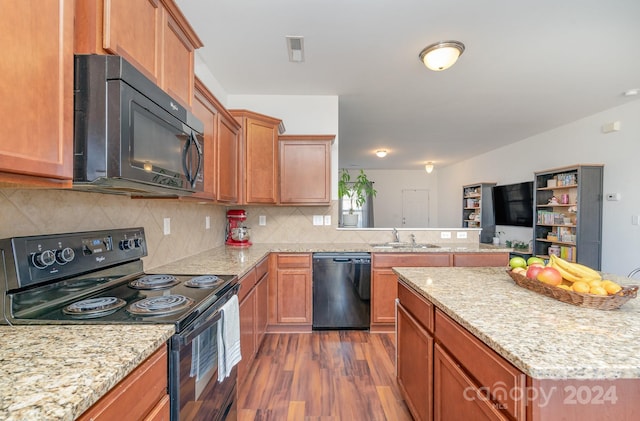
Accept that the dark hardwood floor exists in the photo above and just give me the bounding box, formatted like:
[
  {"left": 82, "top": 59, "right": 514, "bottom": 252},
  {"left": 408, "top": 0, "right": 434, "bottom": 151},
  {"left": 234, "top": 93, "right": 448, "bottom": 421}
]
[{"left": 238, "top": 331, "right": 413, "bottom": 421}]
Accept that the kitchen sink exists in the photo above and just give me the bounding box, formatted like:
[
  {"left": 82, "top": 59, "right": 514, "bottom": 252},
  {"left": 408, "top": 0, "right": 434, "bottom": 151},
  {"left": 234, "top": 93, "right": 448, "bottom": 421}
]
[{"left": 370, "top": 242, "right": 440, "bottom": 249}]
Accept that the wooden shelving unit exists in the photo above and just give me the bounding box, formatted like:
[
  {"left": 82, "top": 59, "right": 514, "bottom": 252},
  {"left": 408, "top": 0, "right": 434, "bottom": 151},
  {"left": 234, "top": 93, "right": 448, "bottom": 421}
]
[
  {"left": 462, "top": 182, "right": 496, "bottom": 243},
  {"left": 533, "top": 165, "right": 603, "bottom": 269}
]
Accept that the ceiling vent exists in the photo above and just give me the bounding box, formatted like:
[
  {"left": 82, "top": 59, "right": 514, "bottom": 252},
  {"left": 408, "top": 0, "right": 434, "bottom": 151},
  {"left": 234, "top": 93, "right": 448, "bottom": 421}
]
[{"left": 286, "top": 36, "right": 305, "bottom": 63}]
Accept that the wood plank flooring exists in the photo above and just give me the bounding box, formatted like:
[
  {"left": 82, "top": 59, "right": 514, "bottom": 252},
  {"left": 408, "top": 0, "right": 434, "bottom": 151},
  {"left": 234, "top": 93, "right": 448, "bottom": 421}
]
[{"left": 238, "top": 331, "right": 413, "bottom": 421}]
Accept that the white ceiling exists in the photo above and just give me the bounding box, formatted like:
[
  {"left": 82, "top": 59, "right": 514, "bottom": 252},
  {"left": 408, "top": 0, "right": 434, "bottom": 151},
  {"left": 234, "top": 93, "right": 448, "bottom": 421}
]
[{"left": 176, "top": 0, "right": 640, "bottom": 171}]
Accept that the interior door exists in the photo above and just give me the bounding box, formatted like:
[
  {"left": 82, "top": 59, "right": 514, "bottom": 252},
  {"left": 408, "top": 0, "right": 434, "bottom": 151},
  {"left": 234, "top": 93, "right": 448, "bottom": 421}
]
[{"left": 402, "top": 189, "right": 430, "bottom": 227}]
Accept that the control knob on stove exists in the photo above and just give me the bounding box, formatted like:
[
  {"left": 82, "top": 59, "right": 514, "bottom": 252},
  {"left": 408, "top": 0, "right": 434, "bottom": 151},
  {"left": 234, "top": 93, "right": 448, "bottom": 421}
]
[
  {"left": 55, "top": 247, "right": 75, "bottom": 264},
  {"left": 32, "top": 250, "right": 56, "bottom": 269}
]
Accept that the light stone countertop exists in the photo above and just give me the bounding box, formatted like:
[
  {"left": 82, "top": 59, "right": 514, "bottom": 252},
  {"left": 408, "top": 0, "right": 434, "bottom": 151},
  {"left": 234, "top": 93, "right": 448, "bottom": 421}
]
[
  {"left": 148, "top": 242, "right": 512, "bottom": 276},
  {"left": 393, "top": 266, "right": 640, "bottom": 380},
  {"left": 0, "top": 324, "right": 174, "bottom": 421}
]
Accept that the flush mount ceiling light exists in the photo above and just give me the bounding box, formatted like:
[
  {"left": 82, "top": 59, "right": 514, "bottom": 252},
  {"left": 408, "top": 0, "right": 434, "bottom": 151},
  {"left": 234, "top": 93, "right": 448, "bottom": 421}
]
[
  {"left": 425, "top": 162, "right": 434, "bottom": 173},
  {"left": 375, "top": 150, "right": 388, "bottom": 158},
  {"left": 419, "top": 40, "right": 465, "bottom": 71}
]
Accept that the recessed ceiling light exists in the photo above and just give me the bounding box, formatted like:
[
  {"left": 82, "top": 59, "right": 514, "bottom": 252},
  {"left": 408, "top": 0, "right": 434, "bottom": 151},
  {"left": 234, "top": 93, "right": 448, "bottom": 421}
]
[
  {"left": 375, "top": 150, "right": 388, "bottom": 158},
  {"left": 425, "top": 162, "right": 434, "bottom": 173}
]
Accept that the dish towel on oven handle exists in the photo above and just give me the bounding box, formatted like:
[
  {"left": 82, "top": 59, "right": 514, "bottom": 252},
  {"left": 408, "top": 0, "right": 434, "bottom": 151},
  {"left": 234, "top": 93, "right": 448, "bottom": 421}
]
[{"left": 217, "top": 294, "right": 242, "bottom": 381}]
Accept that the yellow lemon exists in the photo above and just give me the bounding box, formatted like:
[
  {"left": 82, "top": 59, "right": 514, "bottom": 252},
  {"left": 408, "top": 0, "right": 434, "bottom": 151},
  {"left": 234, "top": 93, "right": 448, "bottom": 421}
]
[
  {"left": 557, "top": 284, "right": 571, "bottom": 291},
  {"left": 572, "top": 281, "right": 590, "bottom": 293},
  {"left": 589, "top": 286, "right": 608, "bottom": 296},
  {"left": 588, "top": 279, "right": 602, "bottom": 288},
  {"left": 604, "top": 282, "right": 622, "bottom": 295}
]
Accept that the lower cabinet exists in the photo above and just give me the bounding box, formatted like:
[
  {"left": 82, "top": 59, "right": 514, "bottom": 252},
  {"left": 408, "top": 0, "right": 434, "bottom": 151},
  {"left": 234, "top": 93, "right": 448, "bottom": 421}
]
[
  {"left": 237, "top": 257, "right": 269, "bottom": 387},
  {"left": 268, "top": 253, "right": 312, "bottom": 331},
  {"left": 77, "top": 345, "right": 169, "bottom": 421},
  {"left": 371, "top": 253, "right": 451, "bottom": 332},
  {"left": 397, "top": 283, "right": 434, "bottom": 421},
  {"left": 452, "top": 252, "right": 509, "bottom": 267}
]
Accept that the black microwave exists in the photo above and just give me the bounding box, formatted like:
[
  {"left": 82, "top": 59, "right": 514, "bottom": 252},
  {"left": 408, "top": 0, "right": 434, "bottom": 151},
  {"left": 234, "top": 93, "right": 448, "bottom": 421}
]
[{"left": 73, "top": 54, "right": 204, "bottom": 196}]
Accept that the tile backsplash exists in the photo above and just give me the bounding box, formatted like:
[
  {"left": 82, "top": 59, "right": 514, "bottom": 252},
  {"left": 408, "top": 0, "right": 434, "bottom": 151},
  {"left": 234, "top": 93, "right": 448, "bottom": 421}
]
[{"left": 1, "top": 190, "right": 480, "bottom": 268}]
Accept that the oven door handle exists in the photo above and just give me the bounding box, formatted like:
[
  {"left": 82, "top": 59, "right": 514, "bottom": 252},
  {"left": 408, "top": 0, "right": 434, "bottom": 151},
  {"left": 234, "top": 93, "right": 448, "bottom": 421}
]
[{"left": 181, "top": 308, "right": 222, "bottom": 346}]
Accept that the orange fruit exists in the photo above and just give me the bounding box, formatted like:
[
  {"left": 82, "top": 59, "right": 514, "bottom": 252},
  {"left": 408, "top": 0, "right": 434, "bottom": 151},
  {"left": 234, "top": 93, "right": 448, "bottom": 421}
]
[
  {"left": 572, "top": 281, "right": 590, "bottom": 293},
  {"left": 589, "top": 286, "right": 608, "bottom": 296}
]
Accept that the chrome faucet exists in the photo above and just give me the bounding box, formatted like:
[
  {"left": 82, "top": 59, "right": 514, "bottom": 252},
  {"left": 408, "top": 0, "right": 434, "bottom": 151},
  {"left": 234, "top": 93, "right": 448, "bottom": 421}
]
[
  {"left": 392, "top": 228, "right": 400, "bottom": 243},
  {"left": 410, "top": 233, "right": 416, "bottom": 246}
]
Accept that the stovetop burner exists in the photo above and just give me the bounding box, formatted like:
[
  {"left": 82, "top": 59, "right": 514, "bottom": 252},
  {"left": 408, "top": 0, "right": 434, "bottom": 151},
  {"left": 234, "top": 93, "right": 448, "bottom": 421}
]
[
  {"left": 127, "top": 295, "right": 195, "bottom": 316},
  {"left": 184, "top": 275, "right": 224, "bottom": 288},
  {"left": 129, "top": 274, "right": 179, "bottom": 290},
  {"left": 63, "top": 296, "right": 127, "bottom": 318}
]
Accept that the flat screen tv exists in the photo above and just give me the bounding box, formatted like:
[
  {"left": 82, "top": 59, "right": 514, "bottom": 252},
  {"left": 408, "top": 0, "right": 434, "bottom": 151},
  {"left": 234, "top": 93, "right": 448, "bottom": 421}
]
[{"left": 492, "top": 181, "right": 534, "bottom": 227}]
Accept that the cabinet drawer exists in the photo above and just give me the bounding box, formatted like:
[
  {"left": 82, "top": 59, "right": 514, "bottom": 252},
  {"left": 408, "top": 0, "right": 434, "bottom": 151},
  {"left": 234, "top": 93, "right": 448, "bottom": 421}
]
[
  {"left": 238, "top": 268, "right": 257, "bottom": 302},
  {"left": 276, "top": 253, "right": 311, "bottom": 268},
  {"left": 373, "top": 253, "right": 451, "bottom": 268},
  {"left": 435, "top": 309, "right": 525, "bottom": 420},
  {"left": 78, "top": 345, "right": 168, "bottom": 421},
  {"left": 255, "top": 256, "right": 269, "bottom": 280},
  {"left": 452, "top": 253, "right": 508, "bottom": 267},
  {"left": 398, "top": 281, "right": 434, "bottom": 333}
]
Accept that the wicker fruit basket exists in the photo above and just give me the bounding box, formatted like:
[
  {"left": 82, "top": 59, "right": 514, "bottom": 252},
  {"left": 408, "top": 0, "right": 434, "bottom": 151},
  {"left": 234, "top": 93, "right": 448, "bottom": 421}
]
[{"left": 506, "top": 269, "right": 638, "bottom": 310}]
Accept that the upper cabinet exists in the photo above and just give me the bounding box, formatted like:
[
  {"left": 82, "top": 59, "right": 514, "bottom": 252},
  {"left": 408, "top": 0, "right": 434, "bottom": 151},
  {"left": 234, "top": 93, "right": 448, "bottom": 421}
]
[
  {"left": 230, "top": 110, "right": 284, "bottom": 204},
  {"left": 0, "top": 0, "right": 74, "bottom": 187},
  {"left": 462, "top": 183, "right": 496, "bottom": 243},
  {"left": 279, "top": 135, "right": 334, "bottom": 205},
  {"left": 191, "top": 79, "right": 219, "bottom": 201},
  {"left": 75, "top": 0, "right": 202, "bottom": 107},
  {"left": 533, "top": 164, "right": 603, "bottom": 269}
]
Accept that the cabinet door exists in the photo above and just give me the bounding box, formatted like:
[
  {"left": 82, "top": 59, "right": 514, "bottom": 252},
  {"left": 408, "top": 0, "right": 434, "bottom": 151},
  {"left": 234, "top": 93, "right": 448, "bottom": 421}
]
[
  {"left": 452, "top": 253, "right": 508, "bottom": 267},
  {"left": 434, "top": 344, "right": 507, "bottom": 421},
  {"left": 371, "top": 269, "right": 398, "bottom": 326},
  {"left": 100, "top": 0, "right": 160, "bottom": 82},
  {"left": 191, "top": 80, "right": 217, "bottom": 201},
  {"left": 255, "top": 272, "right": 269, "bottom": 348},
  {"left": 238, "top": 287, "right": 256, "bottom": 387},
  {"left": 276, "top": 268, "right": 312, "bottom": 324},
  {"left": 216, "top": 113, "right": 240, "bottom": 203},
  {"left": 0, "top": 0, "right": 73, "bottom": 185},
  {"left": 397, "top": 303, "right": 433, "bottom": 421},
  {"left": 245, "top": 117, "right": 278, "bottom": 203},
  {"left": 159, "top": 8, "right": 196, "bottom": 107},
  {"left": 279, "top": 137, "right": 333, "bottom": 205}
]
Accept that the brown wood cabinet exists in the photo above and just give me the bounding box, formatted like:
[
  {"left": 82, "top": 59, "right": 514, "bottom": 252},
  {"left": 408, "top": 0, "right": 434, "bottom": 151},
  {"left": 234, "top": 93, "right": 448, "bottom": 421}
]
[
  {"left": 371, "top": 253, "right": 451, "bottom": 332},
  {"left": 237, "top": 257, "right": 269, "bottom": 387},
  {"left": 230, "top": 110, "right": 283, "bottom": 204},
  {"left": 75, "top": 0, "right": 202, "bottom": 107},
  {"left": 278, "top": 135, "right": 334, "bottom": 205},
  {"left": 77, "top": 345, "right": 169, "bottom": 421},
  {"left": 216, "top": 109, "right": 241, "bottom": 203},
  {"left": 397, "top": 282, "right": 434, "bottom": 421},
  {"left": 191, "top": 79, "right": 218, "bottom": 201},
  {"left": 268, "top": 253, "right": 312, "bottom": 331},
  {"left": 0, "top": 0, "right": 73, "bottom": 187},
  {"left": 452, "top": 252, "right": 509, "bottom": 267}
]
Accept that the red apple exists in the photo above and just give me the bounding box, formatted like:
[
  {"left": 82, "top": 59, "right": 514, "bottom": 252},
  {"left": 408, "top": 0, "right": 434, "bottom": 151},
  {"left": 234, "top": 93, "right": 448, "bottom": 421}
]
[
  {"left": 526, "top": 264, "right": 544, "bottom": 280},
  {"left": 537, "top": 267, "right": 563, "bottom": 286}
]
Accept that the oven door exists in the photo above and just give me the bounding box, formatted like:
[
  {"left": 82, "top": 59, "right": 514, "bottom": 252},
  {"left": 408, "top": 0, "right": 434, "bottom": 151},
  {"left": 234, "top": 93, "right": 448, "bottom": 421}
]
[{"left": 169, "top": 300, "right": 237, "bottom": 421}]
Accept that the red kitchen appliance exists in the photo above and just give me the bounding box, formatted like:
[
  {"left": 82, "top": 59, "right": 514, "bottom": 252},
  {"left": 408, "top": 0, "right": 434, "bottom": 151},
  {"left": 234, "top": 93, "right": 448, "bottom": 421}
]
[{"left": 225, "top": 209, "right": 252, "bottom": 247}]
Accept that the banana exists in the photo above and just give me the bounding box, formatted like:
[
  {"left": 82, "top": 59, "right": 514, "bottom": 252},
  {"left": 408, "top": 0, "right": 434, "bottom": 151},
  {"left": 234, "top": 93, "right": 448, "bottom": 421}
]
[
  {"left": 550, "top": 255, "right": 601, "bottom": 281},
  {"left": 548, "top": 256, "right": 582, "bottom": 283}
]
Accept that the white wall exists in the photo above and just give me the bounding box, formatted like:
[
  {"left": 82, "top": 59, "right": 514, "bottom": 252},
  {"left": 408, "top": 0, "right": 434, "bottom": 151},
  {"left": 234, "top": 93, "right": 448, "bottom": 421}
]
[
  {"left": 365, "top": 169, "right": 439, "bottom": 227},
  {"left": 227, "top": 94, "right": 340, "bottom": 199},
  {"left": 437, "top": 99, "right": 640, "bottom": 276}
]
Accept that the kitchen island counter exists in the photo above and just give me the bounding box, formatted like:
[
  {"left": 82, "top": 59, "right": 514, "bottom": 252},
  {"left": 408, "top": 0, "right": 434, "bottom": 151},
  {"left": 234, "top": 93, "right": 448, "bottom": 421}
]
[
  {"left": 0, "top": 324, "right": 174, "bottom": 421},
  {"left": 393, "top": 266, "right": 640, "bottom": 379}
]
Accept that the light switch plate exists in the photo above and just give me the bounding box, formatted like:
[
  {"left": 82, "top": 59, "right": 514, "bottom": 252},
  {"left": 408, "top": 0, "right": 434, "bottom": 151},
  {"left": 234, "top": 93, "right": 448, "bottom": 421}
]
[
  {"left": 441, "top": 231, "right": 451, "bottom": 239},
  {"left": 205, "top": 216, "right": 210, "bottom": 229},
  {"left": 313, "top": 215, "right": 323, "bottom": 226},
  {"left": 259, "top": 215, "right": 266, "bottom": 226},
  {"left": 163, "top": 218, "right": 171, "bottom": 235},
  {"left": 457, "top": 231, "right": 467, "bottom": 239},
  {"left": 324, "top": 215, "right": 331, "bottom": 226}
]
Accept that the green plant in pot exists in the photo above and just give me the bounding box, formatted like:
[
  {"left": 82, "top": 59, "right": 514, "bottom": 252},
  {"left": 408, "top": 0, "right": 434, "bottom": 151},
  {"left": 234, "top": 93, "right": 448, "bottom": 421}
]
[{"left": 338, "top": 169, "right": 377, "bottom": 227}]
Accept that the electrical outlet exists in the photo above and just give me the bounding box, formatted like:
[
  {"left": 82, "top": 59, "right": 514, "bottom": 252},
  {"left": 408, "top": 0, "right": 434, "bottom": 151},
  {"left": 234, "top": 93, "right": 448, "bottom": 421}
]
[
  {"left": 324, "top": 215, "right": 331, "bottom": 226},
  {"left": 606, "top": 193, "right": 621, "bottom": 201},
  {"left": 259, "top": 215, "right": 266, "bottom": 226},
  {"left": 313, "top": 215, "right": 323, "bottom": 226},
  {"left": 440, "top": 231, "right": 451, "bottom": 239},
  {"left": 163, "top": 218, "right": 171, "bottom": 235},
  {"left": 632, "top": 215, "right": 640, "bottom": 226},
  {"left": 457, "top": 231, "right": 467, "bottom": 239},
  {"left": 205, "top": 216, "right": 210, "bottom": 229}
]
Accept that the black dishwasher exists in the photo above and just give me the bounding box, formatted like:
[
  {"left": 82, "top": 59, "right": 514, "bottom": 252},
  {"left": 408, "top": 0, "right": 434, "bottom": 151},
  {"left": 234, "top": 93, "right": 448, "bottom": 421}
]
[{"left": 312, "top": 252, "right": 371, "bottom": 330}]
